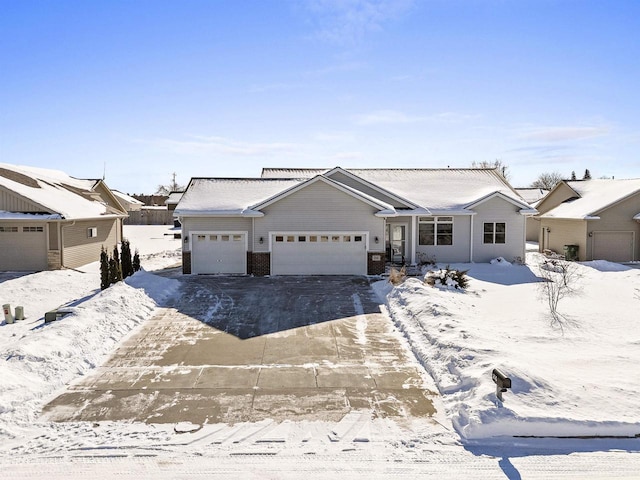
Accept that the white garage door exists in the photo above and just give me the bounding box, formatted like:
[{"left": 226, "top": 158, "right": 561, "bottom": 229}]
[
  {"left": 0, "top": 225, "right": 47, "bottom": 271},
  {"left": 271, "top": 233, "right": 366, "bottom": 275},
  {"left": 191, "top": 233, "right": 246, "bottom": 274},
  {"left": 593, "top": 232, "right": 634, "bottom": 262}
]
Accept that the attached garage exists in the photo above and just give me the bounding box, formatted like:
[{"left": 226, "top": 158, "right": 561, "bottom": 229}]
[
  {"left": 592, "top": 231, "right": 634, "bottom": 262},
  {"left": 271, "top": 233, "right": 367, "bottom": 275},
  {"left": 191, "top": 232, "right": 247, "bottom": 274},
  {"left": 0, "top": 224, "right": 47, "bottom": 271}
]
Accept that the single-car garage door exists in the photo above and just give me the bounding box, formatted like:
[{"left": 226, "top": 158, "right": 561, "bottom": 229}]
[
  {"left": 592, "top": 231, "right": 634, "bottom": 262},
  {"left": 0, "top": 225, "right": 47, "bottom": 271},
  {"left": 271, "top": 233, "right": 366, "bottom": 275},
  {"left": 191, "top": 232, "right": 246, "bottom": 274}
]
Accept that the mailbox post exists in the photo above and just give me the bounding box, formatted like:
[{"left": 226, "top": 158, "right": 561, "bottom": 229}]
[{"left": 492, "top": 368, "right": 512, "bottom": 401}]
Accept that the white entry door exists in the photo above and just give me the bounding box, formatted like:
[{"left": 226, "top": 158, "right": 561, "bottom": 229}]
[
  {"left": 191, "top": 232, "right": 246, "bottom": 274},
  {"left": 271, "top": 233, "right": 366, "bottom": 275}
]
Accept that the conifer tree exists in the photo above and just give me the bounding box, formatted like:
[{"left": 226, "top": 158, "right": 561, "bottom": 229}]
[
  {"left": 132, "top": 249, "right": 141, "bottom": 272},
  {"left": 583, "top": 169, "right": 592, "bottom": 180},
  {"left": 100, "top": 246, "right": 110, "bottom": 290},
  {"left": 111, "top": 246, "right": 123, "bottom": 283},
  {"left": 121, "top": 239, "right": 134, "bottom": 279},
  {"left": 571, "top": 171, "right": 577, "bottom": 181}
]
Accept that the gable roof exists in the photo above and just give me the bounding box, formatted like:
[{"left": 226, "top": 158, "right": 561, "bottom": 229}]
[
  {"left": 515, "top": 187, "right": 549, "bottom": 206},
  {"left": 250, "top": 174, "right": 396, "bottom": 214},
  {"left": 165, "top": 191, "right": 184, "bottom": 206},
  {"left": 112, "top": 190, "right": 144, "bottom": 206},
  {"left": 262, "top": 167, "right": 528, "bottom": 213},
  {"left": 174, "top": 178, "right": 304, "bottom": 216},
  {"left": 539, "top": 179, "right": 640, "bottom": 220},
  {"left": 0, "top": 163, "right": 127, "bottom": 220}
]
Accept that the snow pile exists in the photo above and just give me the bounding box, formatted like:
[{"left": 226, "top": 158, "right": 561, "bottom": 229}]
[
  {"left": 376, "top": 253, "right": 640, "bottom": 440},
  {"left": 0, "top": 273, "right": 180, "bottom": 440}
]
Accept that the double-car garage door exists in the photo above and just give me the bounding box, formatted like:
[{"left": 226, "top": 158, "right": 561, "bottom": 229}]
[
  {"left": 271, "top": 233, "right": 366, "bottom": 275},
  {"left": 190, "top": 231, "right": 367, "bottom": 275}
]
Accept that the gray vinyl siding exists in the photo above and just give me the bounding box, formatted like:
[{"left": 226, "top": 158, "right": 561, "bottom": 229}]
[
  {"left": 539, "top": 218, "right": 587, "bottom": 260},
  {"left": 0, "top": 221, "right": 48, "bottom": 271},
  {"left": 415, "top": 215, "right": 472, "bottom": 263},
  {"left": 61, "top": 219, "right": 118, "bottom": 269},
  {"left": 472, "top": 197, "right": 526, "bottom": 263},
  {"left": 181, "top": 217, "right": 252, "bottom": 252},
  {"left": 255, "top": 180, "right": 385, "bottom": 252},
  {"left": 327, "top": 171, "right": 409, "bottom": 208},
  {"left": 48, "top": 222, "right": 60, "bottom": 250},
  {"left": 526, "top": 217, "right": 540, "bottom": 242}
]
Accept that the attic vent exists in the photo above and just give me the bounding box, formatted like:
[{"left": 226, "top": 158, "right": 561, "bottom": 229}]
[{"left": 0, "top": 168, "right": 40, "bottom": 188}]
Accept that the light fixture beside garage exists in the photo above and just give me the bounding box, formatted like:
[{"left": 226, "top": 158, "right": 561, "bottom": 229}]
[
  {"left": 259, "top": 237, "right": 264, "bottom": 244},
  {"left": 375, "top": 236, "right": 379, "bottom": 244}
]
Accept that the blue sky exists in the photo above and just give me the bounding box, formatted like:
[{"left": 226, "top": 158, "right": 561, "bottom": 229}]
[{"left": 2, "top": 0, "right": 640, "bottom": 194}]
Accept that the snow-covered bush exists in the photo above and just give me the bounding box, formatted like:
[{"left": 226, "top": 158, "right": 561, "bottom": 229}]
[
  {"left": 388, "top": 265, "right": 407, "bottom": 285},
  {"left": 424, "top": 266, "right": 469, "bottom": 290}
]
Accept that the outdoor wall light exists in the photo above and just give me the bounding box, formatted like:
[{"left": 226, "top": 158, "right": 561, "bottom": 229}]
[
  {"left": 374, "top": 236, "right": 379, "bottom": 244},
  {"left": 259, "top": 236, "right": 264, "bottom": 244},
  {"left": 588, "top": 231, "right": 593, "bottom": 237},
  {"left": 546, "top": 227, "right": 551, "bottom": 233}
]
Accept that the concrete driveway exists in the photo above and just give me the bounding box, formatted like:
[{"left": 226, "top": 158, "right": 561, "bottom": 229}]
[{"left": 43, "top": 276, "right": 439, "bottom": 425}]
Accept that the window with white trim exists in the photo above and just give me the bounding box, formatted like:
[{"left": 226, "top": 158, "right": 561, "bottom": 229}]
[
  {"left": 87, "top": 227, "right": 98, "bottom": 238},
  {"left": 418, "top": 216, "right": 453, "bottom": 246},
  {"left": 483, "top": 222, "right": 506, "bottom": 244}
]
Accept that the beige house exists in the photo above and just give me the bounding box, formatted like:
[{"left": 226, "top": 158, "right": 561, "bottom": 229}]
[
  {"left": 111, "top": 190, "right": 144, "bottom": 212},
  {"left": 516, "top": 187, "right": 549, "bottom": 242},
  {"left": 174, "top": 167, "right": 536, "bottom": 275},
  {"left": 0, "top": 163, "right": 128, "bottom": 271},
  {"left": 535, "top": 179, "right": 640, "bottom": 262}
]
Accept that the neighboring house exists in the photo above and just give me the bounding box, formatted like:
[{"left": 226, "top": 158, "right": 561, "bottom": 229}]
[
  {"left": 165, "top": 191, "right": 184, "bottom": 212},
  {"left": 112, "top": 190, "right": 144, "bottom": 226},
  {"left": 535, "top": 179, "right": 640, "bottom": 262},
  {"left": 174, "top": 167, "right": 535, "bottom": 275},
  {"left": 515, "top": 187, "right": 550, "bottom": 242},
  {"left": 112, "top": 190, "right": 144, "bottom": 212},
  {"left": 0, "top": 163, "right": 128, "bottom": 271}
]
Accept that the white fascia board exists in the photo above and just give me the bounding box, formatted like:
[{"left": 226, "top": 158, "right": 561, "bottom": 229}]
[
  {"left": 375, "top": 209, "right": 398, "bottom": 217},
  {"left": 427, "top": 210, "right": 476, "bottom": 216},
  {"left": 633, "top": 213, "right": 640, "bottom": 220},
  {"left": 584, "top": 215, "right": 601, "bottom": 220},
  {"left": 519, "top": 208, "right": 539, "bottom": 216},
  {"left": 465, "top": 191, "right": 531, "bottom": 210},
  {"left": 174, "top": 210, "right": 264, "bottom": 217}
]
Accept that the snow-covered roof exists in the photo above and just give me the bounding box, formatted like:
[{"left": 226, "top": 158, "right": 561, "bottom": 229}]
[
  {"left": 0, "top": 210, "right": 62, "bottom": 220},
  {"left": 0, "top": 163, "right": 125, "bottom": 220},
  {"left": 111, "top": 190, "right": 144, "bottom": 206},
  {"left": 515, "top": 187, "right": 549, "bottom": 205},
  {"left": 175, "top": 178, "right": 303, "bottom": 215},
  {"left": 165, "top": 191, "right": 183, "bottom": 206},
  {"left": 540, "top": 179, "right": 640, "bottom": 220},
  {"left": 183, "top": 167, "right": 529, "bottom": 215}
]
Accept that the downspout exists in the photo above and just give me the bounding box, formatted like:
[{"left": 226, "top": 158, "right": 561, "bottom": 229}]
[
  {"left": 522, "top": 215, "right": 527, "bottom": 262},
  {"left": 469, "top": 215, "right": 474, "bottom": 262},
  {"left": 411, "top": 215, "right": 417, "bottom": 265}
]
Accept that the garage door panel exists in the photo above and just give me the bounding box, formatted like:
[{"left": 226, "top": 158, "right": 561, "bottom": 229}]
[
  {"left": 0, "top": 227, "right": 47, "bottom": 271},
  {"left": 191, "top": 233, "right": 246, "bottom": 274},
  {"left": 593, "top": 232, "right": 634, "bottom": 262},
  {"left": 272, "top": 233, "right": 366, "bottom": 275}
]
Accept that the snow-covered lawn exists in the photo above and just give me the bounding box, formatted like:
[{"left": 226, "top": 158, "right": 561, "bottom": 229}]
[
  {"left": 1, "top": 228, "right": 639, "bottom": 476},
  {"left": 375, "top": 254, "right": 640, "bottom": 440}
]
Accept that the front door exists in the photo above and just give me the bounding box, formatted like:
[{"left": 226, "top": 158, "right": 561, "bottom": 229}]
[{"left": 386, "top": 224, "right": 406, "bottom": 264}]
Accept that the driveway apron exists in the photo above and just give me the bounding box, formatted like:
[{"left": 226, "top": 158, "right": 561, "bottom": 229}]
[{"left": 42, "top": 276, "right": 440, "bottom": 426}]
